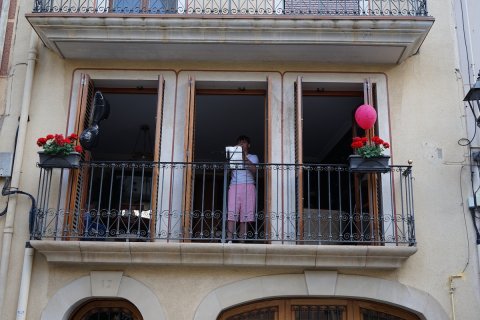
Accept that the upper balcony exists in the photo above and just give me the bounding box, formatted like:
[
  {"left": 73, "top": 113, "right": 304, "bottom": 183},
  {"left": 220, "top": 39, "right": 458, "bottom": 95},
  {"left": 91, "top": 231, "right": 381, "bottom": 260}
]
[
  {"left": 30, "top": 160, "right": 416, "bottom": 269},
  {"left": 26, "top": 0, "right": 434, "bottom": 64}
]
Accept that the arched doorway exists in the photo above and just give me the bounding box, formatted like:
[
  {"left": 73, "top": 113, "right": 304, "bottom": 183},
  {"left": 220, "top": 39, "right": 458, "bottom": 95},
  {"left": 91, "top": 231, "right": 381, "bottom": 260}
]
[
  {"left": 218, "top": 298, "right": 420, "bottom": 320},
  {"left": 70, "top": 298, "right": 142, "bottom": 320}
]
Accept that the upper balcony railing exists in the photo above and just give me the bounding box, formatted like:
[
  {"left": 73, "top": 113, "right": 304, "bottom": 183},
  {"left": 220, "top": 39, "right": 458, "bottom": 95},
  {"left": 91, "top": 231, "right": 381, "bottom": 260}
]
[
  {"left": 32, "top": 161, "right": 415, "bottom": 246},
  {"left": 32, "top": 0, "right": 429, "bottom": 16}
]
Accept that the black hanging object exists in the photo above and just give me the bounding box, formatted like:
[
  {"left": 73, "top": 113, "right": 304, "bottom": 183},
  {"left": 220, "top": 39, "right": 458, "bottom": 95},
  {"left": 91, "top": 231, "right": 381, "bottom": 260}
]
[
  {"left": 80, "top": 91, "right": 110, "bottom": 151},
  {"left": 79, "top": 124, "right": 99, "bottom": 150},
  {"left": 92, "top": 91, "right": 110, "bottom": 124}
]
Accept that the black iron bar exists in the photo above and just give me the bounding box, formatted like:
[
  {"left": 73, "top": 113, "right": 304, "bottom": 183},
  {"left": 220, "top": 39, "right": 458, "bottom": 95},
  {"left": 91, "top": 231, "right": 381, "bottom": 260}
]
[
  {"left": 32, "top": 0, "right": 430, "bottom": 16},
  {"left": 33, "top": 161, "right": 414, "bottom": 245}
]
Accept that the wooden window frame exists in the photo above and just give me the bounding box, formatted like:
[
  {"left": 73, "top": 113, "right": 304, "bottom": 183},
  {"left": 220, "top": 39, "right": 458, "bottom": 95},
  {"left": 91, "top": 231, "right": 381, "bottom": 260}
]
[
  {"left": 182, "top": 77, "right": 272, "bottom": 242},
  {"left": 218, "top": 298, "right": 420, "bottom": 320},
  {"left": 70, "top": 299, "right": 143, "bottom": 320},
  {"left": 295, "top": 79, "right": 384, "bottom": 244},
  {"left": 66, "top": 74, "right": 165, "bottom": 239}
]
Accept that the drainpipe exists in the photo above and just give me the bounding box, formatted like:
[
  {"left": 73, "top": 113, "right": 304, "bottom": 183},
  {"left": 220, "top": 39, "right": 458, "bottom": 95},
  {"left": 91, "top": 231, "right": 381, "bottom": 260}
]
[
  {"left": 0, "top": 0, "right": 11, "bottom": 64},
  {"left": 15, "top": 243, "right": 33, "bottom": 320},
  {"left": 0, "top": 31, "right": 38, "bottom": 317}
]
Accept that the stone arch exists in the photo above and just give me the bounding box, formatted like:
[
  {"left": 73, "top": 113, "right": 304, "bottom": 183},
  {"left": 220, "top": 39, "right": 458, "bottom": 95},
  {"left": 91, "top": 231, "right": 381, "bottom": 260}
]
[
  {"left": 41, "top": 272, "right": 166, "bottom": 320},
  {"left": 193, "top": 271, "right": 448, "bottom": 320}
]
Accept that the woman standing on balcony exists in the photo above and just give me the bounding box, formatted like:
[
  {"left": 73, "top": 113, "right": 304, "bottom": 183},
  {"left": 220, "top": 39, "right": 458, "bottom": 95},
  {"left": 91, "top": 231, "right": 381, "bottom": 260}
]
[{"left": 227, "top": 135, "right": 259, "bottom": 242}]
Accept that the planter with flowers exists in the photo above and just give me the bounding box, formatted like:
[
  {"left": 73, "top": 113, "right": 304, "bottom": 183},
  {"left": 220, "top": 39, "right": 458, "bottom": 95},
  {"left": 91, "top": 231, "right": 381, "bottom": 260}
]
[
  {"left": 349, "top": 136, "right": 390, "bottom": 173},
  {"left": 36, "top": 133, "right": 83, "bottom": 169}
]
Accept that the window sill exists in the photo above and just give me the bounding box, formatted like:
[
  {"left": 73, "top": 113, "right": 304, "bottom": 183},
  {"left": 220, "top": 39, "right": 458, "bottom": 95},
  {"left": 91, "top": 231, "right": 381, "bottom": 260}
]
[{"left": 30, "top": 241, "right": 416, "bottom": 269}]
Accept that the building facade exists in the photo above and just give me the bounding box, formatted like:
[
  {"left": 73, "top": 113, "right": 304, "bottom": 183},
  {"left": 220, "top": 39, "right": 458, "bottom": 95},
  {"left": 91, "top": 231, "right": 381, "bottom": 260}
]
[{"left": 0, "top": 0, "right": 479, "bottom": 319}]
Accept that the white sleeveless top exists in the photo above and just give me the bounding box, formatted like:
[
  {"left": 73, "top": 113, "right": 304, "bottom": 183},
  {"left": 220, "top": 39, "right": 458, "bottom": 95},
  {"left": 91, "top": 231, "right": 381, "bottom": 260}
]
[{"left": 230, "top": 154, "right": 259, "bottom": 185}]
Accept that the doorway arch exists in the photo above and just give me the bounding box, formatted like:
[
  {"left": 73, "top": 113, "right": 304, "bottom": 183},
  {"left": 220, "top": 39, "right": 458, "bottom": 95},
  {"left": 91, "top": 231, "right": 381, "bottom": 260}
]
[
  {"left": 194, "top": 271, "right": 448, "bottom": 320},
  {"left": 41, "top": 272, "right": 165, "bottom": 320}
]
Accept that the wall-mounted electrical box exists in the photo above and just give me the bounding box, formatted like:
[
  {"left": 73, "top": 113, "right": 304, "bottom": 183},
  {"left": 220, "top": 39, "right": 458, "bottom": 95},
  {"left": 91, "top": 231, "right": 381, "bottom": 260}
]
[
  {"left": 0, "top": 153, "right": 13, "bottom": 177},
  {"left": 468, "top": 193, "right": 480, "bottom": 208}
]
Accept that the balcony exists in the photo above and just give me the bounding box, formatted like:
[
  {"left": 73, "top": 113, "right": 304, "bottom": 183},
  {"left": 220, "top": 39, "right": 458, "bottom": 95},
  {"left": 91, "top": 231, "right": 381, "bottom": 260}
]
[
  {"left": 30, "top": 161, "right": 416, "bottom": 269},
  {"left": 26, "top": 0, "right": 434, "bottom": 64}
]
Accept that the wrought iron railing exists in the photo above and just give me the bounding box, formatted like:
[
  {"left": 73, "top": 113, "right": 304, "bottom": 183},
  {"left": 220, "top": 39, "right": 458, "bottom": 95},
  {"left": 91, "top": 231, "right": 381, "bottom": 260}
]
[
  {"left": 32, "top": 0, "right": 428, "bottom": 16},
  {"left": 33, "top": 161, "right": 415, "bottom": 245}
]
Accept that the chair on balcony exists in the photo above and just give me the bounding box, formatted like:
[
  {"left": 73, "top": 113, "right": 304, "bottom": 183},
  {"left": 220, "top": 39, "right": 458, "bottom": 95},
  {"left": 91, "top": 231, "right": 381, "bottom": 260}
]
[{"left": 82, "top": 212, "right": 107, "bottom": 241}]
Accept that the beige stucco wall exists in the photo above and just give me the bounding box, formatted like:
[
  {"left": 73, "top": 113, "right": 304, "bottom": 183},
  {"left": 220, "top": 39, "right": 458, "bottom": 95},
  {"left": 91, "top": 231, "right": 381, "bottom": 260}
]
[
  {"left": 27, "top": 259, "right": 450, "bottom": 320},
  {"left": 0, "top": 0, "right": 479, "bottom": 319}
]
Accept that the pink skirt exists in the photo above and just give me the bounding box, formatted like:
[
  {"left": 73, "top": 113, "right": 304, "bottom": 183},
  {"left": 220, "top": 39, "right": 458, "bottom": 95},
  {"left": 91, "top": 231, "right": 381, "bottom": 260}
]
[{"left": 227, "top": 184, "right": 256, "bottom": 222}]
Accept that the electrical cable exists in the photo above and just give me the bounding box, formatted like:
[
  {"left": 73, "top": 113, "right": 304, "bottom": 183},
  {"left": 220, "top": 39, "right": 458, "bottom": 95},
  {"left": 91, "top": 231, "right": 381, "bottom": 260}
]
[
  {"left": 458, "top": 101, "right": 478, "bottom": 147},
  {"left": 1, "top": 178, "right": 36, "bottom": 235},
  {"left": 459, "top": 165, "right": 471, "bottom": 273},
  {"left": 458, "top": 0, "right": 472, "bottom": 86},
  {"left": 0, "top": 125, "right": 18, "bottom": 216},
  {"left": 0, "top": 124, "right": 36, "bottom": 234}
]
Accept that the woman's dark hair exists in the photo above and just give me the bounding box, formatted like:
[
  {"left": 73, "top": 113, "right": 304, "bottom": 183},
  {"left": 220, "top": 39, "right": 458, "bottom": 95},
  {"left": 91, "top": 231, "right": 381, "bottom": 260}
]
[{"left": 236, "top": 135, "right": 250, "bottom": 144}]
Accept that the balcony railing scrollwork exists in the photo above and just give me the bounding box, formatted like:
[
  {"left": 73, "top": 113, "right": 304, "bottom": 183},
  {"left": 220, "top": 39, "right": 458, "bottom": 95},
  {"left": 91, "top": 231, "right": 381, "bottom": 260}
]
[
  {"left": 33, "top": 161, "right": 415, "bottom": 246},
  {"left": 32, "top": 0, "right": 429, "bottom": 16}
]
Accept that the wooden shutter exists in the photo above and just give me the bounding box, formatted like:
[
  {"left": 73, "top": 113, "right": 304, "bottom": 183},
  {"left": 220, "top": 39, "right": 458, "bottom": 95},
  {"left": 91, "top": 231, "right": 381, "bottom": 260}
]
[
  {"left": 64, "top": 73, "right": 95, "bottom": 237},
  {"left": 357, "top": 78, "right": 381, "bottom": 244},
  {"left": 294, "top": 76, "right": 304, "bottom": 241},
  {"left": 182, "top": 76, "right": 196, "bottom": 240},
  {"left": 149, "top": 75, "right": 165, "bottom": 240},
  {"left": 264, "top": 75, "right": 273, "bottom": 241}
]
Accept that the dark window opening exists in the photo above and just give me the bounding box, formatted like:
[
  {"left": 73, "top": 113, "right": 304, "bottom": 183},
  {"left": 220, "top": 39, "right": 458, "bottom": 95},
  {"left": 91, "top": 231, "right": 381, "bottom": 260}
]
[
  {"left": 81, "top": 90, "right": 158, "bottom": 240},
  {"left": 190, "top": 93, "right": 266, "bottom": 242}
]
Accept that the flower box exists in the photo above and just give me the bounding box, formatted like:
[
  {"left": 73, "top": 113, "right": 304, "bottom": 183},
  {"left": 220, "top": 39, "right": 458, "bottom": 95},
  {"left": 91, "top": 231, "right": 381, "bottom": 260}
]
[
  {"left": 38, "top": 152, "right": 81, "bottom": 169},
  {"left": 348, "top": 155, "right": 390, "bottom": 173}
]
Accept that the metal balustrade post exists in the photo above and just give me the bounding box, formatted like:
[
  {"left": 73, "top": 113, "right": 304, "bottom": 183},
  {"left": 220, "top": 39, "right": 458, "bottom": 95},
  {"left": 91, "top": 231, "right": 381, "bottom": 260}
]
[
  {"left": 221, "top": 164, "right": 228, "bottom": 243},
  {"left": 32, "top": 161, "right": 414, "bottom": 245},
  {"left": 32, "top": 0, "right": 429, "bottom": 16}
]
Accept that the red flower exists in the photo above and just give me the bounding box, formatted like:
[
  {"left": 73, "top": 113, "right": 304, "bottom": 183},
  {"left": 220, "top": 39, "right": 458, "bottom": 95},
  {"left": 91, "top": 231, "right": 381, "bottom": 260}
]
[
  {"left": 54, "top": 134, "right": 65, "bottom": 146},
  {"left": 371, "top": 136, "right": 384, "bottom": 145},
  {"left": 351, "top": 135, "right": 389, "bottom": 158},
  {"left": 351, "top": 141, "right": 364, "bottom": 149},
  {"left": 37, "top": 132, "right": 81, "bottom": 156},
  {"left": 36, "top": 137, "right": 47, "bottom": 146}
]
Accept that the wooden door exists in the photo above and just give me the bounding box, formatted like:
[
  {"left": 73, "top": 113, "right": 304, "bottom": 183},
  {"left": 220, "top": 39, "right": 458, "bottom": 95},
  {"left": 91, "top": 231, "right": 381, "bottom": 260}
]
[
  {"left": 182, "top": 75, "right": 196, "bottom": 240},
  {"left": 149, "top": 75, "right": 165, "bottom": 240},
  {"left": 294, "top": 76, "right": 304, "bottom": 242},
  {"left": 65, "top": 73, "right": 95, "bottom": 238},
  {"left": 264, "top": 75, "right": 273, "bottom": 242},
  {"left": 353, "top": 78, "right": 381, "bottom": 244}
]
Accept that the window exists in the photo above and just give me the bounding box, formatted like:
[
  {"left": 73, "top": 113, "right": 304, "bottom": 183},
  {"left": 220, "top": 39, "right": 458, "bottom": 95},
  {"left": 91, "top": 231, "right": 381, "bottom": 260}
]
[
  {"left": 181, "top": 78, "right": 272, "bottom": 241},
  {"left": 111, "top": 0, "right": 177, "bottom": 13},
  {"left": 70, "top": 299, "right": 142, "bottom": 320},
  {"left": 293, "top": 76, "right": 392, "bottom": 244},
  {"left": 64, "top": 74, "right": 165, "bottom": 240},
  {"left": 218, "top": 299, "right": 419, "bottom": 320}
]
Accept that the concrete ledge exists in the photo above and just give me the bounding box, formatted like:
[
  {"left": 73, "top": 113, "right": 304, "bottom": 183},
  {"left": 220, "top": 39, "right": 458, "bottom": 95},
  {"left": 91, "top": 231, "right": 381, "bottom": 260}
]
[
  {"left": 25, "top": 15, "right": 434, "bottom": 63},
  {"left": 30, "top": 241, "right": 416, "bottom": 269}
]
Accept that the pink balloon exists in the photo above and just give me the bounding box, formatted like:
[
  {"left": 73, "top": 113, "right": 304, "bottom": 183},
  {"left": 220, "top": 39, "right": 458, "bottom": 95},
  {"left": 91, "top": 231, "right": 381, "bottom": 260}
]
[{"left": 355, "top": 104, "right": 377, "bottom": 130}]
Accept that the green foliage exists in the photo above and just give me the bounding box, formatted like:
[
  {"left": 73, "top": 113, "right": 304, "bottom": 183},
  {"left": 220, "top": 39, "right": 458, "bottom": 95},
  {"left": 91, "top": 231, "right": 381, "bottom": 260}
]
[
  {"left": 351, "top": 136, "right": 390, "bottom": 159},
  {"left": 356, "top": 144, "right": 385, "bottom": 158}
]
